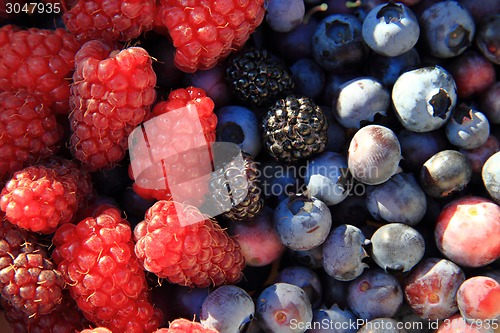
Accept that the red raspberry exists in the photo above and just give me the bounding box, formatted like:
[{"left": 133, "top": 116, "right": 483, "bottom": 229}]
[
  {"left": 154, "top": 0, "right": 266, "bottom": 72},
  {"left": 134, "top": 200, "right": 245, "bottom": 288},
  {"left": 129, "top": 87, "right": 217, "bottom": 206},
  {"left": 2, "top": 290, "right": 88, "bottom": 333},
  {"left": 63, "top": 0, "right": 156, "bottom": 43},
  {"left": 69, "top": 40, "right": 157, "bottom": 171},
  {"left": 167, "top": 318, "right": 218, "bottom": 333},
  {"left": 52, "top": 205, "right": 163, "bottom": 333},
  {"left": 0, "top": 90, "right": 64, "bottom": 181},
  {"left": 0, "top": 158, "right": 92, "bottom": 234},
  {"left": 0, "top": 25, "right": 81, "bottom": 114},
  {"left": 0, "top": 220, "right": 65, "bottom": 318}
]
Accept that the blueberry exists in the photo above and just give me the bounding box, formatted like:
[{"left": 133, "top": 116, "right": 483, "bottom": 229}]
[
  {"left": 321, "top": 274, "right": 350, "bottom": 309},
  {"left": 274, "top": 194, "right": 332, "bottom": 251},
  {"left": 347, "top": 268, "right": 404, "bottom": 321},
  {"left": 362, "top": 2, "right": 420, "bottom": 57},
  {"left": 118, "top": 187, "right": 156, "bottom": 220},
  {"left": 481, "top": 82, "right": 500, "bottom": 125},
  {"left": 275, "top": 266, "right": 322, "bottom": 308},
  {"left": 323, "top": 107, "right": 347, "bottom": 153},
  {"left": 398, "top": 129, "right": 448, "bottom": 171},
  {"left": 445, "top": 104, "right": 490, "bottom": 150},
  {"left": 348, "top": 125, "right": 402, "bottom": 185},
  {"left": 329, "top": 195, "right": 371, "bottom": 227},
  {"left": 91, "top": 163, "right": 130, "bottom": 195},
  {"left": 265, "top": 0, "right": 305, "bottom": 33},
  {"left": 366, "top": 173, "right": 427, "bottom": 226},
  {"left": 312, "top": 14, "right": 367, "bottom": 72},
  {"left": 322, "top": 224, "right": 369, "bottom": 281},
  {"left": 270, "top": 17, "right": 319, "bottom": 62},
  {"left": 259, "top": 159, "right": 301, "bottom": 206},
  {"left": 475, "top": 15, "right": 500, "bottom": 65},
  {"left": 419, "top": 150, "right": 472, "bottom": 198},
  {"left": 183, "top": 65, "right": 232, "bottom": 107},
  {"left": 256, "top": 282, "right": 313, "bottom": 333},
  {"left": 288, "top": 246, "right": 324, "bottom": 270},
  {"left": 392, "top": 66, "right": 457, "bottom": 132},
  {"left": 482, "top": 152, "right": 500, "bottom": 204},
  {"left": 216, "top": 105, "right": 262, "bottom": 157},
  {"left": 333, "top": 77, "right": 390, "bottom": 129},
  {"left": 200, "top": 285, "right": 255, "bottom": 333},
  {"left": 305, "top": 152, "right": 350, "bottom": 206},
  {"left": 308, "top": 304, "right": 358, "bottom": 333},
  {"left": 370, "top": 223, "right": 425, "bottom": 272},
  {"left": 289, "top": 58, "right": 325, "bottom": 100},
  {"left": 368, "top": 48, "right": 420, "bottom": 87},
  {"left": 420, "top": 1, "right": 475, "bottom": 58},
  {"left": 358, "top": 318, "right": 407, "bottom": 333}
]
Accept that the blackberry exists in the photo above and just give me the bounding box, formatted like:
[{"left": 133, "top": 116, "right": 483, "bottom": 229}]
[
  {"left": 262, "top": 95, "right": 328, "bottom": 162},
  {"left": 208, "top": 152, "right": 264, "bottom": 222},
  {"left": 225, "top": 48, "right": 294, "bottom": 106}
]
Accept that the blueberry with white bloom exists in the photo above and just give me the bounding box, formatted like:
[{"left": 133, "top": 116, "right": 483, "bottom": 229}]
[
  {"left": 392, "top": 66, "right": 457, "bottom": 132},
  {"left": 362, "top": 2, "right": 420, "bottom": 57},
  {"left": 445, "top": 104, "right": 490, "bottom": 149}
]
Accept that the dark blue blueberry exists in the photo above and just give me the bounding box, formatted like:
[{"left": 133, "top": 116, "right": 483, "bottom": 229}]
[
  {"left": 398, "top": 129, "right": 448, "bottom": 171},
  {"left": 270, "top": 17, "right": 319, "bottom": 62},
  {"left": 216, "top": 105, "right": 262, "bottom": 157},
  {"left": 91, "top": 163, "right": 130, "bottom": 195},
  {"left": 289, "top": 58, "right": 325, "bottom": 100},
  {"left": 368, "top": 48, "right": 421, "bottom": 87},
  {"left": 312, "top": 14, "right": 368, "bottom": 72},
  {"left": 118, "top": 187, "right": 156, "bottom": 219},
  {"left": 288, "top": 246, "right": 323, "bottom": 270}
]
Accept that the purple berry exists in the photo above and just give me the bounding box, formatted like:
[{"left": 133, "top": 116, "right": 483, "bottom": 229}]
[
  {"left": 322, "top": 224, "right": 369, "bottom": 281},
  {"left": 347, "top": 268, "right": 404, "bottom": 321}
]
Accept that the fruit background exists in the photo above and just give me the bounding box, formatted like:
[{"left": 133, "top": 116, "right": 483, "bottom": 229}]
[{"left": 0, "top": 0, "right": 499, "bottom": 332}]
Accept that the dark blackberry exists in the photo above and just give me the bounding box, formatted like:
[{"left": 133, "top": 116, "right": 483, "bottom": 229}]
[
  {"left": 262, "top": 95, "right": 328, "bottom": 163},
  {"left": 208, "top": 152, "right": 264, "bottom": 222},
  {"left": 225, "top": 48, "right": 294, "bottom": 106}
]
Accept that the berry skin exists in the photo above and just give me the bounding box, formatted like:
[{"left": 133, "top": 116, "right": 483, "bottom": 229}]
[
  {"left": 167, "top": 318, "right": 218, "bottom": 333},
  {"left": 265, "top": 0, "right": 305, "bottom": 33},
  {"left": 129, "top": 86, "right": 217, "bottom": 205},
  {"left": 63, "top": 0, "right": 156, "bottom": 43},
  {"left": 154, "top": 0, "right": 266, "bottom": 73},
  {"left": 52, "top": 206, "right": 163, "bottom": 333},
  {"left": 0, "top": 90, "right": 64, "bottom": 181},
  {"left": 0, "top": 158, "right": 92, "bottom": 234},
  {"left": 69, "top": 40, "right": 157, "bottom": 171},
  {"left": 80, "top": 329, "right": 113, "bottom": 333},
  {"left": 0, "top": 25, "right": 81, "bottom": 115},
  {"left": 134, "top": 200, "right": 245, "bottom": 288}
]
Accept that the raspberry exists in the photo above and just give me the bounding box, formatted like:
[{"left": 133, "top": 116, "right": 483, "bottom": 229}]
[
  {"left": 129, "top": 87, "right": 217, "bottom": 206},
  {"left": 134, "top": 200, "right": 245, "bottom": 288},
  {"left": 2, "top": 290, "right": 88, "bottom": 333},
  {"left": 154, "top": 0, "right": 266, "bottom": 72},
  {"left": 0, "top": 158, "right": 92, "bottom": 234},
  {"left": 0, "top": 220, "right": 65, "bottom": 318},
  {"left": 167, "top": 318, "right": 218, "bottom": 333},
  {"left": 69, "top": 40, "right": 157, "bottom": 171},
  {"left": 52, "top": 205, "right": 162, "bottom": 333},
  {"left": 0, "top": 90, "right": 63, "bottom": 181},
  {"left": 0, "top": 25, "right": 81, "bottom": 115},
  {"left": 63, "top": 0, "right": 156, "bottom": 43}
]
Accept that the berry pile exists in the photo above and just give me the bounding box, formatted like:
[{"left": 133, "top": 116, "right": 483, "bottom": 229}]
[{"left": 0, "top": 0, "right": 499, "bottom": 332}]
